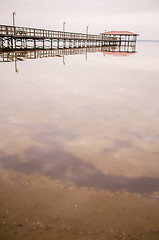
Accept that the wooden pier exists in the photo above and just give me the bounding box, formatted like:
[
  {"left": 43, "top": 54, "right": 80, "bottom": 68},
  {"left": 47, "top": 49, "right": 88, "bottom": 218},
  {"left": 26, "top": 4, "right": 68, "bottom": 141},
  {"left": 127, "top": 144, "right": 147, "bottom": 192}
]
[{"left": 0, "top": 25, "right": 138, "bottom": 50}]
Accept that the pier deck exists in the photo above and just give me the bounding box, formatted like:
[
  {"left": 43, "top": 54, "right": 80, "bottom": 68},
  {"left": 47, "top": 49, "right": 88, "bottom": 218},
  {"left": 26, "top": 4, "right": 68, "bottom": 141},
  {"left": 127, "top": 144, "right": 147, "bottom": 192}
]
[{"left": 0, "top": 25, "right": 138, "bottom": 50}]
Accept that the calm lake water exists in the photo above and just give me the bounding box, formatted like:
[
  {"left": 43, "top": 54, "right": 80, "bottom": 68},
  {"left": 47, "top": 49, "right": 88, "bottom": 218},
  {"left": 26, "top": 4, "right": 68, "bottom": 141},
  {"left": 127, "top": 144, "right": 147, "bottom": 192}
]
[{"left": 0, "top": 42, "right": 159, "bottom": 240}]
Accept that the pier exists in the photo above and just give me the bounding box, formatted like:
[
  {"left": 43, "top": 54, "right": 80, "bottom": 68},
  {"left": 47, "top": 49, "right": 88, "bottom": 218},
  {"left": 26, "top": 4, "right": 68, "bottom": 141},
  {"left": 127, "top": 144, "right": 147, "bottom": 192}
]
[{"left": 0, "top": 25, "right": 138, "bottom": 50}]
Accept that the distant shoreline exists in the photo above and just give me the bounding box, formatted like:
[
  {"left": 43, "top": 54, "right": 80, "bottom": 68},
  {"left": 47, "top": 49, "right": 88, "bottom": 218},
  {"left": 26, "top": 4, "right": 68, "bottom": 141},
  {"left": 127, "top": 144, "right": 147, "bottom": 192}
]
[{"left": 137, "top": 40, "right": 159, "bottom": 42}]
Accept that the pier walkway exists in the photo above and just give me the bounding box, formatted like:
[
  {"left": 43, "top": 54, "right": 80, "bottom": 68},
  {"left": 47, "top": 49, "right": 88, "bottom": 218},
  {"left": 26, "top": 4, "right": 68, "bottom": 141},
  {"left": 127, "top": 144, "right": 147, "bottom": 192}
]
[{"left": 0, "top": 25, "right": 138, "bottom": 50}]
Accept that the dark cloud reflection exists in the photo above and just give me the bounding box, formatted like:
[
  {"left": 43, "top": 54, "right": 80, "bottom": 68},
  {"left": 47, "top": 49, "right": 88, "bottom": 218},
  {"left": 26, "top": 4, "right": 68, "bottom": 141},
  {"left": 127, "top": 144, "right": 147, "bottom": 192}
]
[{"left": 0, "top": 147, "right": 159, "bottom": 195}]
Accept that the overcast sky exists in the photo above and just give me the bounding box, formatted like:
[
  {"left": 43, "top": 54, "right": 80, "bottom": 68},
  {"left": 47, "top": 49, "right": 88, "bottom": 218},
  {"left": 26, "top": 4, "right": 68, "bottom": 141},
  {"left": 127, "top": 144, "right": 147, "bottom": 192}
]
[{"left": 1, "top": 0, "right": 159, "bottom": 40}]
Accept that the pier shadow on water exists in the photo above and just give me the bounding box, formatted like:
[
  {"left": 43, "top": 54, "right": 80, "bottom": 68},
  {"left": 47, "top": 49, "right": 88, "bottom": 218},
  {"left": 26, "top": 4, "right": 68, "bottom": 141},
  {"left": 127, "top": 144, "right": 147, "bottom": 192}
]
[{"left": 0, "top": 146, "right": 159, "bottom": 195}]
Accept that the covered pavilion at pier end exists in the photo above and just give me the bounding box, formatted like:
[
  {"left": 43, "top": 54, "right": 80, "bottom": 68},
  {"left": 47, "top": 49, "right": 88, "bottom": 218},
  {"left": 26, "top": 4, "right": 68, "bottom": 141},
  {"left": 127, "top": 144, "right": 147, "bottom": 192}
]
[{"left": 101, "top": 31, "right": 139, "bottom": 45}]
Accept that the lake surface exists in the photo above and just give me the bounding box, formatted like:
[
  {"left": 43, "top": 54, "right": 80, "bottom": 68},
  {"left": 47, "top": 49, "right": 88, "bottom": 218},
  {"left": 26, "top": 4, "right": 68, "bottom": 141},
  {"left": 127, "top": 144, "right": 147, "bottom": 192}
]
[{"left": 0, "top": 42, "right": 159, "bottom": 240}]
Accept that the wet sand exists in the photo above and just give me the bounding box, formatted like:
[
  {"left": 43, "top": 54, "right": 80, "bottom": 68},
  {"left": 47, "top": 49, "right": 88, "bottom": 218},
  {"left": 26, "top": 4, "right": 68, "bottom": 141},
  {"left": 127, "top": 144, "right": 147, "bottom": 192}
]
[{"left": 0, "top": 168, "right": 159, "bottom": 240}]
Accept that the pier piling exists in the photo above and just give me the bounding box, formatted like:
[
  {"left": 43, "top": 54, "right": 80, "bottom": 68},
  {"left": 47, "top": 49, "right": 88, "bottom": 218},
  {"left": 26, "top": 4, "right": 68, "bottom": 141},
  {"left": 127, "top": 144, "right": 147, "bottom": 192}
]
[{"left": 0, "top": 25, "right": 138, "bottom": 51}]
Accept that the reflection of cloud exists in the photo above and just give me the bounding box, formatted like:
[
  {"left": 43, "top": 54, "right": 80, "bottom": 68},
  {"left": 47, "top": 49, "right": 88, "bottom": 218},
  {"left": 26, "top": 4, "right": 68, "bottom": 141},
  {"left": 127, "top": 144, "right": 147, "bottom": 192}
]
[
  {"left": 101, "top": 147, "right": 116, "bottom": 154},
  {"left": 0, "top": 147, "right": 159, "bottom": 195},
  {"left": 114, "top": 139, "right": 134, "bottom": 148},
  {"left": 126, "top": 131, "right": 159, "bottom": 143},
  {"left": 102, "top": 132, "right": 159, "bottom": 156},
  {"left": 30, "top": 124, "right": 76, "bottom": 146},
  {"left": 101, "top": 138, "right": 134, "bottom": 154}
]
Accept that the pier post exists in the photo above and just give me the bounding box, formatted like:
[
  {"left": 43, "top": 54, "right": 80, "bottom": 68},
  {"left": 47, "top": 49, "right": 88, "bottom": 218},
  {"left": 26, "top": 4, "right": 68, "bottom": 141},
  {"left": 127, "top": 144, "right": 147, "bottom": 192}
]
[
  {"left": 34, "top": 38, "right": 36, "bottom": 49},
  {"left": 21, "top": 39, "right": 23, "bottom": 49},
  {"left": 0, "top": 37, "right": 2, "bottom": 48},
  {"left": 15, "top": 38, "right": 17, "bottom": 49},
  {"left": 11, "top": 36, "right": 14, "bottom": 49},
  {"left": 25, "top": 39, "right": 27, "bottom": 49},
  {"left": 69, "top": 40, "right": 72, "bottom": 48},
  {"left": 64, "top": 39, "right": 66, "bottom": 48},
  {"left": 23, "top": 38, "right": 26, "bottom": 49},
  {"left": 7, "top": 37, "right": 10, "bottom": 48}
]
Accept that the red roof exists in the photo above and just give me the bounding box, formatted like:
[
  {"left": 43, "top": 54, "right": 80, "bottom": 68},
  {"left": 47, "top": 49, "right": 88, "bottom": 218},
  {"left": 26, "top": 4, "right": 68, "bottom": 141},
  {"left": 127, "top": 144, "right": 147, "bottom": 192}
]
[{"left": 101, "top": 31, "right": 139, "bottom": 36}]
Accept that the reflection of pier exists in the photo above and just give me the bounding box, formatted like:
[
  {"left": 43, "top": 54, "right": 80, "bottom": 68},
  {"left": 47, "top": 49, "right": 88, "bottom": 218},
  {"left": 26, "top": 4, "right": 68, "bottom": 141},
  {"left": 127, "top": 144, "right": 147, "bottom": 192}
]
[
  {"left": 0, "top": 45, "right": 136, "bottom": 63},
  {"left": 0, "top": 25, "right": 138, "bottom": 50},
  {"left": 102, "top": 44, "right": 136, "bottom": 57},
  {"left": 0, "top": 45, "right": 136, "bottom": 73}
]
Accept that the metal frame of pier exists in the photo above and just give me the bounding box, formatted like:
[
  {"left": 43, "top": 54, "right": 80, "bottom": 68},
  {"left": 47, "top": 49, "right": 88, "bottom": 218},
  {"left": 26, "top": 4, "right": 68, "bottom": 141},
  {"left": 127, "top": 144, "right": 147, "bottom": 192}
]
[{"left": 0, "top": 25, "right": 138, "bottom": 50}]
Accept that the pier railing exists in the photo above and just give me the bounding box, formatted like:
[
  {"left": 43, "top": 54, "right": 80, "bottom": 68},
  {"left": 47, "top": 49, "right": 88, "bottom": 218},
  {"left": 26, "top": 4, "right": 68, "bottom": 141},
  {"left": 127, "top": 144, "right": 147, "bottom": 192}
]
[{"left": 0, "top": 25, "right": 109, "bottom": 41}]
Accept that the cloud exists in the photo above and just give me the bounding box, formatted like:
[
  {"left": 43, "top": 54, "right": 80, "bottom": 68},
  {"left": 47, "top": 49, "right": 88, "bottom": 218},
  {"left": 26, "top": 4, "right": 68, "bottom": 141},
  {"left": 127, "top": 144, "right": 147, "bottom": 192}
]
[
  {"left": 0, "top": 0, "right": 159, "bottom": 38},
  {"left": 105, "top": 11, "right": 159, "bottom": 26}
]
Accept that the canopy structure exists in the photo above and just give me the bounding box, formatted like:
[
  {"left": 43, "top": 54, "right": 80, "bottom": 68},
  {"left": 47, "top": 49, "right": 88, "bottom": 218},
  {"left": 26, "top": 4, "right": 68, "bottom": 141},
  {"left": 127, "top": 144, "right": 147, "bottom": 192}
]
[
  {"left": 101, "top": 31, "right": 139, "bottom": 43},
  {"left": 101, "top": 31, "right": 139, "bottom": 36}
]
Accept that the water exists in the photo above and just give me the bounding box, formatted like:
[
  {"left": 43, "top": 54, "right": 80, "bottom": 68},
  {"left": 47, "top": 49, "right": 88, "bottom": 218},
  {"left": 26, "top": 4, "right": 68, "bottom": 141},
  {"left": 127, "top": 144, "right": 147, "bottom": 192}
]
[{"left": 0, "top": 42, "right": 159, "bottom": 239}]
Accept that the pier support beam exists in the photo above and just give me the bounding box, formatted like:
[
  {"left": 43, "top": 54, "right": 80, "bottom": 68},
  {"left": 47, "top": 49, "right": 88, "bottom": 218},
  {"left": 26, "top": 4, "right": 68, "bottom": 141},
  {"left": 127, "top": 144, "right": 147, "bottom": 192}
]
[
  {"left": 34, "top": 38, "right": 36, "bottom": 49},
  {"left": 0, "top": 37, "right": 3, "bottom": 48},
  {"left": 43, "top": 39, "right": 45, "bottom": 49}
]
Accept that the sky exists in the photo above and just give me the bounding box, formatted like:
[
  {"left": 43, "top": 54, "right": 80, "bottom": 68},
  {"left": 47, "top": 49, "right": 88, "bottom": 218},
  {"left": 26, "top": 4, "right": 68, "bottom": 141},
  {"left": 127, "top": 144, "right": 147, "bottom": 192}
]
[{"left": 0, "top": 0, "right": 159, "bottom": 40}]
